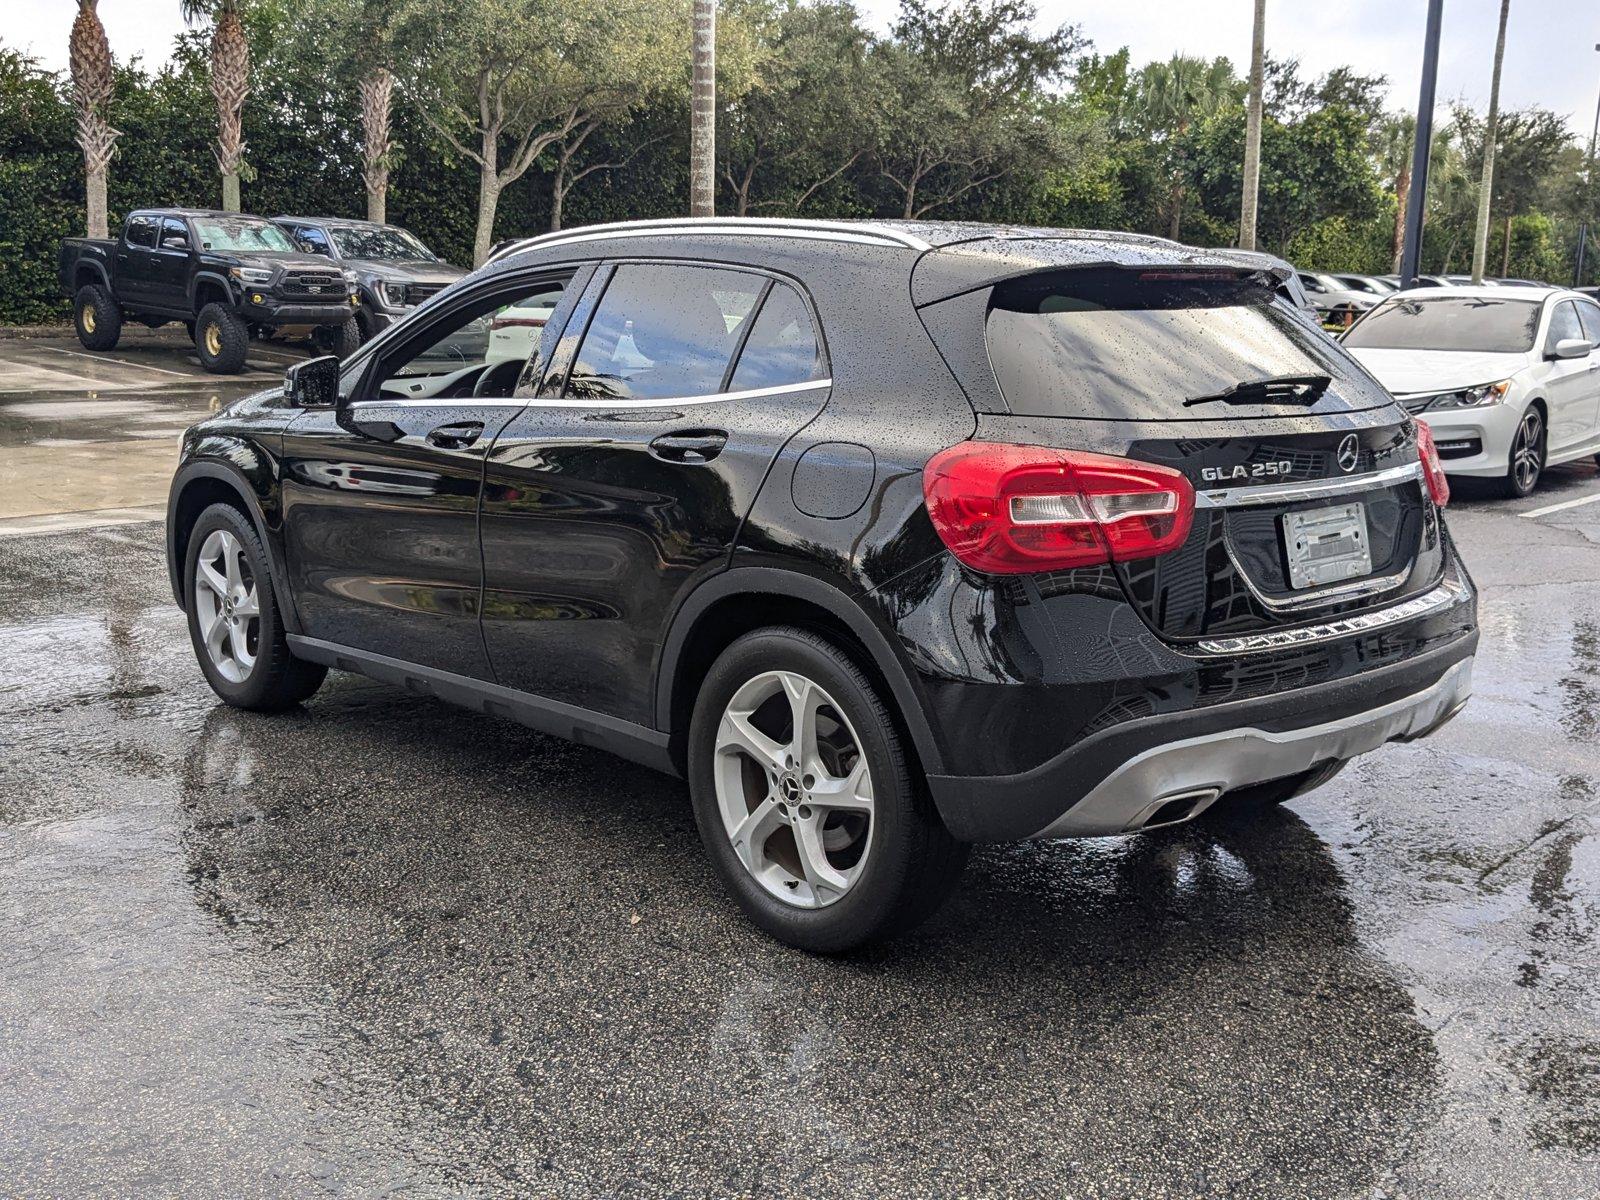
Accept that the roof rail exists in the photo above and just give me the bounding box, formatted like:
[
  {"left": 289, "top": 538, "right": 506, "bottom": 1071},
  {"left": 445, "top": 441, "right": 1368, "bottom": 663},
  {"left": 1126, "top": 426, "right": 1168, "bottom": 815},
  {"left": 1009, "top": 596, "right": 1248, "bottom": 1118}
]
[{"left": 486, "top": 217, "right": 933, "bottom": 264}]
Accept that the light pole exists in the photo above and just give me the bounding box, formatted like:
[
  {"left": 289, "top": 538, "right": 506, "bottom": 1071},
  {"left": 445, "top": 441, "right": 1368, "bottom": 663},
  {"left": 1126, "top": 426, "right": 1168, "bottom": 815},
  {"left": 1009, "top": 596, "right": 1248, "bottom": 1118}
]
[
  {"left": 1573, "top": 43, "right": 1600, "bottom": 286},
  {"left": 1400, "top": 0, "right": 1445, "bottom": 286}
]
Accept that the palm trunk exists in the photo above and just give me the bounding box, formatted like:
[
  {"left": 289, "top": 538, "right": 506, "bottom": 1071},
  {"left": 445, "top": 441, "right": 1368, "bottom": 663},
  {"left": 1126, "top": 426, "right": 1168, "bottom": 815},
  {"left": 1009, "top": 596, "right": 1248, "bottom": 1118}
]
[
  {"left": 71, "top": 1, "right": 118, "bottom": 240},
  {"left": 1502, "top": 212, "right": 1513, "bottom": 278},
  {"left": 689, "top": 0, "right": 716, "bottom": 216},
  {"left": 1470, "top": 0, "right": 1510, "bottom": 283},
  {"left": 85, "top": 167, "right": 109, "bottom": 239},
  {"left": 1238, "top": 0, "right": 1265, "bottom": 250},
  {"left": 209, "top": 5, "right": 251, "bottom": 212},
  {"left": 361, "top": 67, "right": 393, "bottom": 225},
  {"left": 1390, "top": 162, "right": 1410, "bottom": 273}
]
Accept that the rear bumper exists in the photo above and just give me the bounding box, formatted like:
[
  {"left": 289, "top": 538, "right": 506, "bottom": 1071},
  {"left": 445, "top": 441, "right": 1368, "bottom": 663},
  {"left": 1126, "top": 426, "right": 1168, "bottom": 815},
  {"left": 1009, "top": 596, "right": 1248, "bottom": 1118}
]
[{"left": 926, "top": 630, "right": 1476, "bottom": 841}]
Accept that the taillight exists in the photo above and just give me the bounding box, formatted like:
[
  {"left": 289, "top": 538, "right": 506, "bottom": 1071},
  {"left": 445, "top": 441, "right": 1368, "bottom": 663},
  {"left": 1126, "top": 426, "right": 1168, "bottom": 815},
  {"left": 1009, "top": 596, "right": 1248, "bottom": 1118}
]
[
  {"left": 922, "top": 441, "right": 1196, "bottom": 574},
  {"left": 1414, "top": 421, "right": 1450, "bottom": 507}
]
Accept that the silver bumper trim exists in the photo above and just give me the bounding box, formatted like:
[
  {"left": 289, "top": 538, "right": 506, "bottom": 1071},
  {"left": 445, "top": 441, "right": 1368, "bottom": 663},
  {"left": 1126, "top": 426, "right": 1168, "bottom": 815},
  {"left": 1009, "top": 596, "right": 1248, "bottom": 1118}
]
[
  {"left": 1032, "top": 656, "right": 1473, "bottom": 838},
  {"left": 1194, "top": 579, "right": 1465, "bottom": 656},
  {"left": 1194, "top": 462, "right": 1421, "bottom": 509}
]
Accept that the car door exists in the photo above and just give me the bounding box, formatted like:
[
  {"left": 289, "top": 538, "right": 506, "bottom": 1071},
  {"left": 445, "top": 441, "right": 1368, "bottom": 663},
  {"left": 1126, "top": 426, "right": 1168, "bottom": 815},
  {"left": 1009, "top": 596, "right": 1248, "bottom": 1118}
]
[
  {"left": 114, "top": 214, "right": 161, "bottom": 304},
  {"left": 479, "top": 261, "right": 833, "bottom": 724},
  {"left": 152, "top": 217, "right": 193, "bottom": 312},
  {"left": 279, "top": 268, "right": 581, "bottom": 678},
  {"left": 1572, "top": 297, "right": 1600, "bottom": 449},
  {"left": 1539, "top": 300, "right": 1593, "bottom": 453}
]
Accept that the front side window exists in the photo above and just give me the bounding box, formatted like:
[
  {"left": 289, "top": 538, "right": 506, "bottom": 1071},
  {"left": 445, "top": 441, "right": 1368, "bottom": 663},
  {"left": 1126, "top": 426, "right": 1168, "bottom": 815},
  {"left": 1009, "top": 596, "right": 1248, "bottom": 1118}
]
[
  {"left": 1546, "top": 301, "right": 1585, "bottom": 352},
  {"left": 375, "top": 281, "right": 568, "bottom": 401},
  {"left": 192, "top": 217, "right": 295, "bottom": 254},
  {"left": 292, "top": 226, "right": 333, "bottom": 257},
  {"left": 985, "top": 269, "right": 1381, "bottom": 421},
  {"left": 125, "top": 216, "right": 158, "bottom": 248},
  {"left": 729, "top": 282, "right": 825, "bottom": 391},
  {"left": 1343, "top": 296, "right": 1542, "bottom": 354},
  {"left": 566, "top": 265, "right": 764, "bottom": 401},
  {"left": 160, "top": 218, "right": 189, "bottom": 249}
]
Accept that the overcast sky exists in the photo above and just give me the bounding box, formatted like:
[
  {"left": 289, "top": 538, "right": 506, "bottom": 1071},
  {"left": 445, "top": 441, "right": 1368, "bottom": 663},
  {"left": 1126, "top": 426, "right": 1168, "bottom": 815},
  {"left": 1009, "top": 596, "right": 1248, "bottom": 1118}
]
[{"left": 8, "top": 0, "right": 1599, "bottom": 139}]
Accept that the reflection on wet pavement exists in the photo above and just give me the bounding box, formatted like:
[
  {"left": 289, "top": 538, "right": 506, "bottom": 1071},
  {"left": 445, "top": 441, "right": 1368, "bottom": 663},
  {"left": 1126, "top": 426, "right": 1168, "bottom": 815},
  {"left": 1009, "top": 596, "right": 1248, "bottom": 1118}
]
[{"left": 0, "top": 503, "right": 1597, "bottom": 1194}]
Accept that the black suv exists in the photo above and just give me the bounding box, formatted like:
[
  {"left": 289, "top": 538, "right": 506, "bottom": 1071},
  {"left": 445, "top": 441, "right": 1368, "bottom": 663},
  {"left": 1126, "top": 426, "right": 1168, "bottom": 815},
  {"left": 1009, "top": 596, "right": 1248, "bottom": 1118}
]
[
  {"left": 61, "top": 209, "right": 361, "bottom": 374},
  {"left": 165, "top": 219, "right": 1477, "bottom": 951},
  {"left": 273, "top": 216, "right": 466, "bottom": 342}
]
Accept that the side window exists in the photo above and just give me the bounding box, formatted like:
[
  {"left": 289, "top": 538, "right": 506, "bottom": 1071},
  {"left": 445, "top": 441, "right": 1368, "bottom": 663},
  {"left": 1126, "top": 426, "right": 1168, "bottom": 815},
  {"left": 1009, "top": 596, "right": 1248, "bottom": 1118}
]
[
  {"left": 374, "top": 280, "right": 568, "bottom": 402},
  {"left": 1547, "top": 301, "right": 1585, "bottom": 353},
  {"left": 125, "top": 216, "right": 158, "bottom": 248},
  {"left": 728, "top": 282, "right": 825, "bottom": 391},
  {"left": 160, "top": 218, "right": 189, "bottom": 249},
  {"left": 294, "top": 226, "right": 332, "bottom": 256},
  {"left": 565, "top": 264, "right": 763, "bottom": 400},
  {"left": 1575, "top": 299, "right": 1600, "bottom": 347}
]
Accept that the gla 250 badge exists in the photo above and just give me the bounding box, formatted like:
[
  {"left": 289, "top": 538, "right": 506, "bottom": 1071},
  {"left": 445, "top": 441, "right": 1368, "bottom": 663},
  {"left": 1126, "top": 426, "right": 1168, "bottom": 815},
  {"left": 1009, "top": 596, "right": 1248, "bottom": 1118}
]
[{"left": 1200, "top": 460, "right": 1295, "bottom": 483}]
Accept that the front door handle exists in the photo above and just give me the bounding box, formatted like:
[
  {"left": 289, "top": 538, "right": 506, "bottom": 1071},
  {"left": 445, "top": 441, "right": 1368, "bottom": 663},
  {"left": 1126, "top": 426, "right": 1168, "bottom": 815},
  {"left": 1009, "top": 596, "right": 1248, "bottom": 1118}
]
[
  {"left": 648, "top": 430, "right": 727, "bottom": 464},
  {"left": 426, "top": 420, "right": 485, "bottom": 450}
]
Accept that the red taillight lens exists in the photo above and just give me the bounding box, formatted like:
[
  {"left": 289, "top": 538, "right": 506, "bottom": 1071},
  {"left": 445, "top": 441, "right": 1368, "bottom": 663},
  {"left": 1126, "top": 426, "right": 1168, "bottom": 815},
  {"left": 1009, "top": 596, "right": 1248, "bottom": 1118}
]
[
  {"left": 1414, "top": 420, "right": 1450, "bottom": 507},
  {"left": 922, "top": 442, "right": 1196, "bottom": 574}
]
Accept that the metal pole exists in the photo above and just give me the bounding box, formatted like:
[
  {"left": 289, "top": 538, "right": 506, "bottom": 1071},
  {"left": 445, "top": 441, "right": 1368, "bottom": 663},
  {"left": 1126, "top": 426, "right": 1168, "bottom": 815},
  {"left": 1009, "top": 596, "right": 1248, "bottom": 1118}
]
[
  {"left": 1400, "top": 0, "right": 1445, "bottom": 286},
  {"left": 689, "top": 0, "right": 716, "bottom": 217},
  {"left": 1574, "top": 43, "right": 1600, "bottom": 286}
]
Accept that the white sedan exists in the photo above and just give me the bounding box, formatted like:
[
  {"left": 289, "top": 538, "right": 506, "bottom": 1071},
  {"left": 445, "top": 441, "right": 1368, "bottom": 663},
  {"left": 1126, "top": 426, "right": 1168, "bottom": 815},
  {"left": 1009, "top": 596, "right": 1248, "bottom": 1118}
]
[{"left": 1343, "top": 285, "right": 1600, "bottom": 497}]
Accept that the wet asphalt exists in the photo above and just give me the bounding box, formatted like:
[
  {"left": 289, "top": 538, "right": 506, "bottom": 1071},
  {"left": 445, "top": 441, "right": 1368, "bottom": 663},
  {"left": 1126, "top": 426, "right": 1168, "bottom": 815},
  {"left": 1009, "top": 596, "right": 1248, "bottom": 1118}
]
[{"left": 0, "top": 339, "right": 1598, "bottom": 1198}]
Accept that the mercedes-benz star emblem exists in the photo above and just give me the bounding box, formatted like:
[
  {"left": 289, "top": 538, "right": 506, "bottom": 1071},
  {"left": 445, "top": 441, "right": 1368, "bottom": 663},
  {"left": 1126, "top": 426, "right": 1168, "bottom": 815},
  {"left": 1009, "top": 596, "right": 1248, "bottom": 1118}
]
[{"left": 1336, "top": 434, "right": 1360, "bottom": 473}]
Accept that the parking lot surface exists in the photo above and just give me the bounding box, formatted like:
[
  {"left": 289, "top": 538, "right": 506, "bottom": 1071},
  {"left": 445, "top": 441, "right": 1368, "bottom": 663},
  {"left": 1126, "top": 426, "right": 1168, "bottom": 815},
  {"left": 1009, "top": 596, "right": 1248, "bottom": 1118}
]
[{"left": 0, "top": 339, "right": 1597, "bottom": 1198}]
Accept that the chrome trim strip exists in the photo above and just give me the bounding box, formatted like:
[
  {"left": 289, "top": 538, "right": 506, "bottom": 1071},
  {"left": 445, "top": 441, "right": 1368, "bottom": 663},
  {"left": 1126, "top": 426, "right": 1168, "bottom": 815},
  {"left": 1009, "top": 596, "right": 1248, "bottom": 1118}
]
[
  {"left": 1193, "top": 579, "right": 1464, "bottom": 656},
  {"left": 488, "top": 219, "right": 933, "bottom": 263},
  {"left": 1194, "top": 462, "right": 1421, "bottom": 509},
  {"left": 346, "top": 377, "right": 833, "bottom": 412}
]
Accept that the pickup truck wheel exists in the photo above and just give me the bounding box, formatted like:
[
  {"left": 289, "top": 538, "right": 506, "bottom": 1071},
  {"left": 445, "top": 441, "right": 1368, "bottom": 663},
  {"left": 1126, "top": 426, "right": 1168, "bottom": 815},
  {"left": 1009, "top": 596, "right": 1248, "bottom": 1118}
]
[
  {"left": 325, "top": 316, "right": 361, "bottom": 359},
  {"left": 688, "top": 626, "right": 969, "bottom": 952},
  {"left": 195, "top": 303, "right": 249, "bottom": 374},
  {"left": 74, "top": 285, "right": 122, "bottom": 351}
]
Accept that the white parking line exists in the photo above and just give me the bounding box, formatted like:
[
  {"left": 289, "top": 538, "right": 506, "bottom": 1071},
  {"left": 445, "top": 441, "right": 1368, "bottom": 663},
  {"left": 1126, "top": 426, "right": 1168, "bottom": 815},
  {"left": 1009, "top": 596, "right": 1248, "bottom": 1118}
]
[
  {"left": 1521, "top": 491, "right": 1600, "bottom": 519},
  {"left": 40, "top": 345, "right": 199, "bottom": 379}
]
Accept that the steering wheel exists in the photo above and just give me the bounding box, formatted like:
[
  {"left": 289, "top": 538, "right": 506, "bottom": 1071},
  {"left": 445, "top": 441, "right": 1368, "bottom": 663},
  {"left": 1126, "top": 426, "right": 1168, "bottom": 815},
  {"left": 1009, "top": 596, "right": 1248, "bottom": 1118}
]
[{"left": 473, "top": 358, "right": 525, "bottom": 399}]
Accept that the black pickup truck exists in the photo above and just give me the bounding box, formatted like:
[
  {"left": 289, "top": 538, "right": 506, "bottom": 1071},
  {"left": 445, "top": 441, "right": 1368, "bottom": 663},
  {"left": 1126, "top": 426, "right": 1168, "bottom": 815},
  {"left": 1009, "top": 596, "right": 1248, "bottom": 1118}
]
[{"left": 59, "top": 209, "right": 362, "bottom": 374}]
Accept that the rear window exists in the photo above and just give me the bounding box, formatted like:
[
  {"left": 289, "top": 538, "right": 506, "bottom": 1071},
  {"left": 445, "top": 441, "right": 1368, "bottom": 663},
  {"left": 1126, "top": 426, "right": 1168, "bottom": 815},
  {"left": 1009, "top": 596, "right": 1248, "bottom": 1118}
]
[
  {"left": 985, "top": 269, "right": 1378, "bottom": 421},
  {"left": 1343, "top": 295, "right": 1541, "bottom": 353}
]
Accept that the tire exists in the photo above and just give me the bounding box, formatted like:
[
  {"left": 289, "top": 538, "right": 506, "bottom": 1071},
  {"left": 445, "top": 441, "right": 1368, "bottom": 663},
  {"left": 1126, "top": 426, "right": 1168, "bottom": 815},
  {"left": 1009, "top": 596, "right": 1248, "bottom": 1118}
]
[
  {"left": 73, "top": 285, "right": 122, "bottom": 351},
  {"left": 1202, "top": 760, "right": 1346, "bottom": 821},
  {"left": 1498, "top": 405, "right": 1545, "bottom": 498},
  {"left": 184, "top": 502, "right": 326, "bottom": 711},
  {"left": 194, "top": 303, "right": 250, "bottom": 374},
  {"left": 320, "top": 316, "right": 362, "bottom": 359},
  {"left": 687, "top": 626, "right": 969, "bottom": 953}
]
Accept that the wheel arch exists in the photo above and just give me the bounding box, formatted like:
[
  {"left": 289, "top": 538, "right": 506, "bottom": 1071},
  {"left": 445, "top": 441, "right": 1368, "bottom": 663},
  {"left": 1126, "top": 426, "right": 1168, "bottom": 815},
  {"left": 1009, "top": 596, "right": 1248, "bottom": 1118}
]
[
  {"left": 190, "top": 271, "right": 236, "bottom": 313},
  {"left": 73, "top": 262, "right": 112, "bottom": 293},
  {"left": 655, "top": 566, "right": 943, "bottom": 779},
  {"left": 167, "top": 457, "right": 298, "bottom": 632}
]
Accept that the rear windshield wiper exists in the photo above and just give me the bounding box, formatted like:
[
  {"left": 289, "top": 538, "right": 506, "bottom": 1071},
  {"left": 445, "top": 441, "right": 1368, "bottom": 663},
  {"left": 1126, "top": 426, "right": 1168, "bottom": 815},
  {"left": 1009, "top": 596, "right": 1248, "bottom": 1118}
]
[{"left": 1183, "top": 373, "right": 1332, "bottom": 407}]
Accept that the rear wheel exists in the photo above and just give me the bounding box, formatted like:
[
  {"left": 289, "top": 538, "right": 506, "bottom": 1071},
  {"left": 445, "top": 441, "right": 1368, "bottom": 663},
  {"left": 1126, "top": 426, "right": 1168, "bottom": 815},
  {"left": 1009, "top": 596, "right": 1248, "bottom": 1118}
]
[
  {"left": 1499, "top": 405, "right": 1545, "bottom": 498},
  {"left": 688, "top": 627, "right": 968, "bottom": 953},
  {"left": 194, "top": 303, "right": 250, "bottom": 374},
  {"left": 73, "top": 285, "right": 122, "bottom": 350},
  {"left": 185, "top": 502, "right": 326, "bottom": 711}
]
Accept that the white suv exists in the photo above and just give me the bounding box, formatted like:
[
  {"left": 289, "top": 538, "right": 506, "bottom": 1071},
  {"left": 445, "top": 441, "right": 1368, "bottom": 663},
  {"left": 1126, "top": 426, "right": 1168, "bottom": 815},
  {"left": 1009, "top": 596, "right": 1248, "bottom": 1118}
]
[{"left": 1343, "top": 285, "right": 1600, "bottom": 497}]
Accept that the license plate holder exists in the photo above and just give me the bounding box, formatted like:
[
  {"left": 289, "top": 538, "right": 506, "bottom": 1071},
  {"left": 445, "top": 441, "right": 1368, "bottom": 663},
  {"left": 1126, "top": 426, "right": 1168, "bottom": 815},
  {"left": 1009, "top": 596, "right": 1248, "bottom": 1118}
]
[{"left": 1283, "top": 502, "right": 1372, "bottom": 589}]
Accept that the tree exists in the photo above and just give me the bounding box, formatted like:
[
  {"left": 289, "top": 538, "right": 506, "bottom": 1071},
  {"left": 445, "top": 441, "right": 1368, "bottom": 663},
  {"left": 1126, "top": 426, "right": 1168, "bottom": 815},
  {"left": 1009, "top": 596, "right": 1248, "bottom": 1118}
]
[
  {"left": 69, "top": 0, "right": 119, "bottom": 239},
  {"left": 1456, "top": 105, "right": 1570, "bottom": 276},
  {"left": 690, "top": 0, "right": 716, "bottom": 215},
  {"left": 1238, "top": 0, "right": 1264, "bottom": 250},
  {"left": 1373, "top": 114, "right": 1415, "bottom": 271},
  {"left": 1471, "top": 0, "right": 1511, "bottom": 282},
  {"left": 1133, "top": 54, "right": 1239, "bottom": 239},
  {"left": 873, "top": 0, "right": 1079, "bottom": 220},
  {"left": 718, "top": 1, "right": 880, "bottom": 217},
  {"left": 393, "top": 0, "right": 683, "bottom": 265},
  {"left": 181, "top": 0, "right": 252, "bottom": 212}
]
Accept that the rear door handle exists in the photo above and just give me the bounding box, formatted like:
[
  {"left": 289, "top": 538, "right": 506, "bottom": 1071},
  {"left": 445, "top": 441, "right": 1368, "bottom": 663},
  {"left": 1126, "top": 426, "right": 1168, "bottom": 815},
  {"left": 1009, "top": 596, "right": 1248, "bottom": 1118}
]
[
  {"left": 648, "top": 430, "right": 727, "bottom": 464},
  {"left": 426, "top": 420, "right": 484, "bottom": 450}
]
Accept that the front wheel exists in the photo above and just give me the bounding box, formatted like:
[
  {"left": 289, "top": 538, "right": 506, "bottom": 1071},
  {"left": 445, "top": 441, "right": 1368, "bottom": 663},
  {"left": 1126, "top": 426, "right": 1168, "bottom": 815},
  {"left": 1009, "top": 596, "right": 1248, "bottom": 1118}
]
[
  {"left": 185, "top": 503, "right": 326, "bottom": 711},
  {"left": 194, "top": 303, "right": 250, "bottom": 374},
  {"left": 316, "top": 316, "right": 362, "bottom": 359},
  {"left": 1499, "top": 406, "right": 1545, "bottom": 498},
  {"left": 688, "top": 627, "right": 969, "bottom": 953}
]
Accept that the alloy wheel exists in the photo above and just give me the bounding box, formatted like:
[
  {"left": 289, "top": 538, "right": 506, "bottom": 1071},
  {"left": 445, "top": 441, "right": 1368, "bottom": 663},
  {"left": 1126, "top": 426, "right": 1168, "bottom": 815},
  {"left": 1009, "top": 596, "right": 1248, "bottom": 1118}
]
[
  {"left": 204, "top": 323, "right": 223, "bottom": 357},
  {"left": 193, "top": 528, "right": 260, "bottom": 684},
  {"left": 712, "top": 670, "right": 875, "bottom": 909},
  {"left": 1512, "top": 408, "right": 1543, "bottom": 493},
  {"left": 82, "top": 304, "right": 96, "bottom": 334}
]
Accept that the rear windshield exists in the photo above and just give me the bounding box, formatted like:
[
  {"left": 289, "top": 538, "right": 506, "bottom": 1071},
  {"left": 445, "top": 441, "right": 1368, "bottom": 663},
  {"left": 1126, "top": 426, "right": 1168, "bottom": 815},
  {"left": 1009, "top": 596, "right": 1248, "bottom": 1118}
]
[
  {"left": 1341, "top": 295, "right": 1541, "bottom": 353},
  {"left": 985, "top": 269, "right": 1380, "bottom": 421}
]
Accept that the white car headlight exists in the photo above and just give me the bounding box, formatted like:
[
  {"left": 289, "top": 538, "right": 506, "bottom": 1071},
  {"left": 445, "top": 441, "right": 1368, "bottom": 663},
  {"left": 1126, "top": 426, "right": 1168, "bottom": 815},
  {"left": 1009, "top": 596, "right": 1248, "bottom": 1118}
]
[
  {"left": 229, "top": 266, "right": 273, "bottom": 284},
  {"left": 1427, "top": 379, "right": 1512, "bottom": 410}
]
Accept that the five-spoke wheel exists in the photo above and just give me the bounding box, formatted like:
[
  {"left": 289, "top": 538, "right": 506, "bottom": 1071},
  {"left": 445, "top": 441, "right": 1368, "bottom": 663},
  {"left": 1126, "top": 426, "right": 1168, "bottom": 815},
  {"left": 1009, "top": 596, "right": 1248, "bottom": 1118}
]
[{"left": 192, "top": 528, "right": 260, "bottom": 684}]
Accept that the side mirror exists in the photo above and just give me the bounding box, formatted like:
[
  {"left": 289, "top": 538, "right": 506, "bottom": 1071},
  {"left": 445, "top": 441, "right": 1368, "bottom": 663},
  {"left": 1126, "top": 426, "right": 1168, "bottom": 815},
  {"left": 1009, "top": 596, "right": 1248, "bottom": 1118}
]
[
  {"left": 1552, "top": 337, "right": 1592, "bottom": 360},
  {"left": 285, "top": 355, "right": 341, "bottom": 408},
  {"left": 162, "top": 235, "right": 189, "bottom": 250}
]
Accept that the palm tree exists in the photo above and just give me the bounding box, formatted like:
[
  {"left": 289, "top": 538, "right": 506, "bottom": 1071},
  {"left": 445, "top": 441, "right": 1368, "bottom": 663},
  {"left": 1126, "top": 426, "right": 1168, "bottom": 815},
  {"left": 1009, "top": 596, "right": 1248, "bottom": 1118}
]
[
  {"left": 1238, "top": 0, "right": 1265, "bottom": 250},
  {"left": 689, "top": 0, "right": 716, "bottom": 216},
  {"left": 69, "top": 0, "right": 119, "bottom": 239},
  {"left": 1374, "top": 114, "right": 1415, "bottom": 272},
  {"left": 181, "top": 0, "right": 252, "bottom": 212},
  {"left": 1136, "top": 55, "right": 1238, "bottom": 239},
  {"left": 360, "top": 66, "right": 394, "bottom": 223},
  {"left": 1471, "top": 0, "right": 1512, "bottom": 282}
]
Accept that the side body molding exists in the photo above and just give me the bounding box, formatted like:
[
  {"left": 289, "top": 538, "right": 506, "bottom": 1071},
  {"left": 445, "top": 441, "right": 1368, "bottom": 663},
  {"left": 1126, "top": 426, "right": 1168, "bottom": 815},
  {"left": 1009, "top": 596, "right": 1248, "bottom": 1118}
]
[{"left": 652, "top": 565, "right": 945, "bottom": 776}]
